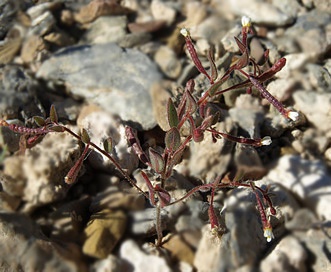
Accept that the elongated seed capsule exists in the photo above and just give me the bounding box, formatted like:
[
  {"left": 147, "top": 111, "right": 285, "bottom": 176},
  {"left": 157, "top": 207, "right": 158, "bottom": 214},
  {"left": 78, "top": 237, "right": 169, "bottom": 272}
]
[
  {"left": 0, "top": 120, "right": 50, "bottom": 135},
  {"left": 252, "top": 187, "right": 274, "bottom": 242},
  {"left": 216, "top": 131, "right": 272, "bottom": 146},
  {"left": 208, "top": 204, "right": 219, "bottom": 230},
  {"left": 249, "top": 76, "right": 299, "bottom": 121},
  {"left": 64, "top": 144, "right": 90, "bottom": 184},
  {"left": 249, "top": 75, "right": 288, "bottom": 117},
  {"left": 180, "top": 28, "right": 213, "bottom": 83}
]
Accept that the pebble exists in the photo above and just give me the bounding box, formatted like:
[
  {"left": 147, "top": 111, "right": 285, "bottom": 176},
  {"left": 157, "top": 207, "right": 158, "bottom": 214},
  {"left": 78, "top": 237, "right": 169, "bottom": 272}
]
[
  {"left": 37, "top": 42, "right": 162, "bottom": 130},
  {"left": 228, "top": 94, "right": 265, "bottom": 138},
  {"left": 77, "top": 105, "right": 139, "bottom": 174},
  {"left": 120, "top": 239, "right": 172, "bottom": 272},
  {"left": 80, "top": 16, "right": 128, "bottom": 44},
  {"left": 74, "top": 0, "right": 133, "bottom": 24},
  {"left": 193, "top": 225, "right": 222, "bottom": 272},
  {"left": 297, "top": 228, "right": 331, "bottom": 271},
  {"left": 293, "top": 90, "right": 331, "bottom": 137},
  {"left": 0, "top": 65, "right": 44, "bottom": 120},
  {"left": 325, "top": 147, "right": 331, "bottom": 161},
  {"left": 90, "top": 255, "right": 124, "bottom": 272},
  {"left": 267, "top": 155, "right": 331, "bottom": 220},
  {"left": 306, "top": 63, "right": 331, "bottom": 92},
  {"left": 0, "top": 213, "right": 86, "bottom": 271},
  {"left": 162, "top": 234, "right": 195, "bottom": 266},
  {"left": 260, "top": 236, "right": 308, "bottom": 272},
  {"left": 216, "top": 0, "right": 295, "bottom": 27},
  {"left": 83, "top": 209, "right": 127, "bottom": 259},
  {"left": 215, "top": 187, "right": 274, "bottom": 271},
  {"left": 49, "top": 196, "right": 91, "bottom": 243},
  {"left": 284, "top": 10, "right": 331, "bottom": 58},
  {"left": 154, "top": 46, "right": 182, "bottom": 79},
  {"left": 150, "top": 80, "right": 173, "bottom": 131},
  {"left": 188, "top": 118, "right": 236, "bottom": 182},
  {"left": 266, "top": 78, "right": 296, "bottom": 104},
  {"left": 0, "top": 119, "right": 22, "bottom": 152},
  {"left": 275, "top": 53, "right": 310, "bottom": 79},
  {"left": 0, "top": 191, "right": 21, "bottom": 211},
  {"left": 151, "top": 0, "right": 176, "bottom": 26},
  {"left": 89, "top": 185, "right": 145, "bottom": 213},
  {"left": 3, "top": 132, "right": 80, "bottom": 210},
  {"left": 129, "top": 202, "right": 186, "bottom": 236}
]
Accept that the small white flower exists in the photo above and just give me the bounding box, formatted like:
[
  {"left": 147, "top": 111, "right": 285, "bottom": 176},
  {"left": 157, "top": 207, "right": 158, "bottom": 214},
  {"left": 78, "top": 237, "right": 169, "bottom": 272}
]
[
  {"left": 261, "top": 136, "right": 272, "bottom": 146},
  {"left": 287, "top": 111, "right": 299, "bottom": 122},
  {"left": 241, "top": 16, "right": 251, "bottom": 27},
  {"left": 180, "top": 28, "right": 190, "bottom": 37},
  {"left": 263, "top": 227, "right": 275, "bottom": 242}
]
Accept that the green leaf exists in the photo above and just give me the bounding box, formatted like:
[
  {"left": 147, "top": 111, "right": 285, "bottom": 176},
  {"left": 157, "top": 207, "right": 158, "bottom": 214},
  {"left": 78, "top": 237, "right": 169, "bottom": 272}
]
[
  {"left": 49, "top": 105, "right": 58, "bottom": 123},
  {"left": 154, "top": 185, "right": 171, "bottom": 207},
  {"left": 33, "top": 116, "right": 46, "bottom": 127},
  {"left": 167, "top": 98, "right": 179, "bottom": 128},
  {"left": 149, "top": 147, "right": 165, "bottom": 174},
  {"left": 103, "top": 137, "right": 113, "bottom": 153},
  {"left": 165, "top": 127, "right": 181, "bottom": 151},
  {"left": 48, "top": 125, "right": 65, "bottom": 132},
  {"left": 81, "top": 128, "right": 90, "bottom": 144},
  {"left": 185, "top": 91, "right": 197, "bottom": 115},
  {"left": 207, "top": 48, "right": 218, "bottom": 82}
]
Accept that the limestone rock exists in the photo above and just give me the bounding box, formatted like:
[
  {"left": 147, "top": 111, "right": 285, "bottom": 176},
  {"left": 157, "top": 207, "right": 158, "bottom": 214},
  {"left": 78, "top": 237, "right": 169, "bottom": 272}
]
[{"left": 37, "top": 43, "right": 162, "bottom": 130}]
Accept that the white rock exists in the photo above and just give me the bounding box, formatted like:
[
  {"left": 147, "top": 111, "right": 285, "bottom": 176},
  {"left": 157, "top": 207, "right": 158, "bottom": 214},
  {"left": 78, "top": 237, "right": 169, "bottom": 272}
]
[
  {"left": 154, "top": 46, "right": 182, "bottom": 79},
  {"left": 193, "top": 225, "right": 222, "bottom": 272},
  {"left": 275, "top": 53, "right": 310, "bottom": 79},
  {"left": 215, "top": 0, "right": 294, "bottom": 26},
  {"left": 260, "top": 236, "right": 308, "bottom": 272},
  {"left": 267, "top": 155, "right": 331, "bottom": 221},
  {"left": 77, "top": 105, "right": 139, "bottom": 174},
  {"left": 120, "top": 240, "right": 172, "bottom": 272},
  {"left": 3, "top": 132, "right": 80, "bottom": 210},
  {"left": 293, "top": 91, "right": 331, "bottom": 137},
  {"left": 80, "top": 16, "right": 128, "bottom": 44},
  {"left": 151, "top": 0, "right": 176, "bottom": 26}
]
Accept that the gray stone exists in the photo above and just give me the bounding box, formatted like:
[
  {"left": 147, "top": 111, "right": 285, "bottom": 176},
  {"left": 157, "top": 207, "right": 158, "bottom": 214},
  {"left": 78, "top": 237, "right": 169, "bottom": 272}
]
[
  {"left": 37, "top": 43, "right": 163, "bottom": 130},
  {"left": 215, "top": 0, "right": 295, "bottom": 27},
  {"left": 271, "top": 0, "right": 303, "bottom": 19},
  {"left": 306, "top": 63, "right": 331, "bottom": 93},
  {"left": 151, "top": 0, "right": 176, "bottom": 26},
  {"left": 293, "top": 90, "right": 331, "bottom": 137},
  {"left": 188, "top": 118, "right": 236, "bottom": 182},
  {"left": 129, "top": 202, "right": 186, "bottom": 236},
  {"left": 295, "top": 228, "right": 331, "bottom": 271},
  {"left": 267, "top": 155, "right": 331, "bottom": 221},
  {"left": 229, "top": 94, "right": 265, "bottom": 138},
  {"left": 260, "top": 236, "right": 308, "bottom": 272},
  {"left": 284, "top": 10, "right": 331, "bottom": 58},
  {"left": 0, "top": 213, "right": 86, "bottom": 271},
  {"left": 215, "top": 188, "right": 267, "bottom": 271},
  {"left": 0, "top": 65, "right": 44, "bottom": 120},
  {"left": 175, "top": 200, "right": 209, "bottom": 233},
  {"left": 312, "top": 0, "right": 331, "bottom": 11},
  {"left": 154, "top": 46, "right": 182, "bottom": 79},
  {"left": 194, "top": 225, "right": 223, "bottom": 272},
  {"left": 80, "top": 16, "right": 128, "bottom": 44},
  {"left": 0, "top": 119, "right": 22, "bottom": 153}
]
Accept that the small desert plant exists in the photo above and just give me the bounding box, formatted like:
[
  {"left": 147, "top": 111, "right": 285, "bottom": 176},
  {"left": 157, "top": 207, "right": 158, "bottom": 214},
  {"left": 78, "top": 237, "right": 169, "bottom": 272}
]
[{"left": 0, "top": 16, "right": 298, "bottom": 246}]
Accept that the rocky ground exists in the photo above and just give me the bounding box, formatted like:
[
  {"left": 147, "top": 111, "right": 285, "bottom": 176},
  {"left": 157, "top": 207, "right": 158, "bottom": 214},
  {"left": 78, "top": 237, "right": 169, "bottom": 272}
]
[{"left": 0, "top": 0, "right": 331, "bottom": 271}]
